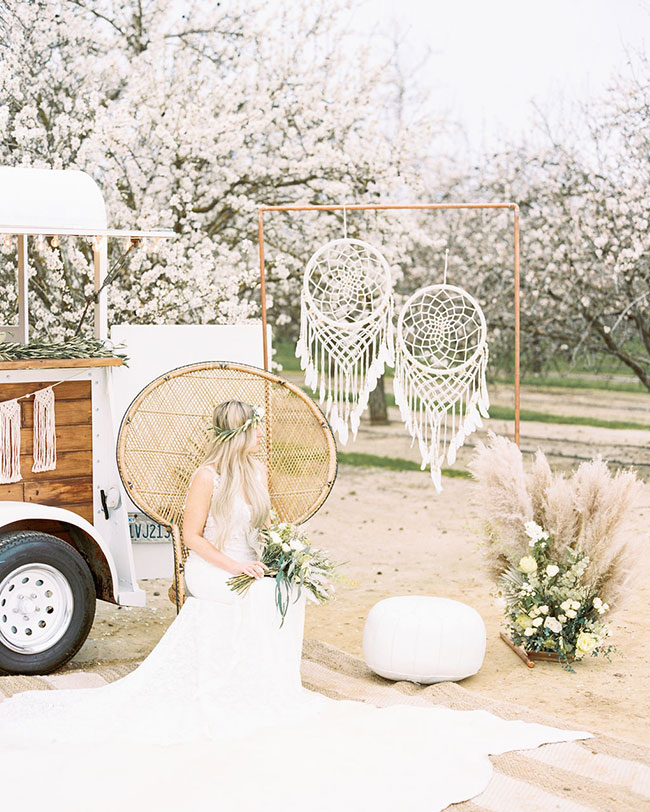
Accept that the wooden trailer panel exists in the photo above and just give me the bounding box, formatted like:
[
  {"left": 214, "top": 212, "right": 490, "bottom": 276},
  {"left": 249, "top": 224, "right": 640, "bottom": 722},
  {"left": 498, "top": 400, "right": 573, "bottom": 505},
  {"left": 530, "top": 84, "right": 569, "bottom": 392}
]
[{"left": 0, "top": 379, "right": 94, "bottom": 522}]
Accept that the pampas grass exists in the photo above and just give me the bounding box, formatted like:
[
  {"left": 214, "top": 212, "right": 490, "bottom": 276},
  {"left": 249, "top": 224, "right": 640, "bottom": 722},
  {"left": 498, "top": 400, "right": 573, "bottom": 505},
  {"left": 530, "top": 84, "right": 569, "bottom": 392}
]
[{"left": 468, "top": 432, "right": 644, "bottom": 614}]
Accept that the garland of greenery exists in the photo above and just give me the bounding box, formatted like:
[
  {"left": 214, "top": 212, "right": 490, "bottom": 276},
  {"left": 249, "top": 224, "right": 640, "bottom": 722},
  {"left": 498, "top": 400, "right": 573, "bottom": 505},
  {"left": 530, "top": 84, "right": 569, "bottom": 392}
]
[{"left": 0, "top": 336, "right": 129, "bottom": 365}]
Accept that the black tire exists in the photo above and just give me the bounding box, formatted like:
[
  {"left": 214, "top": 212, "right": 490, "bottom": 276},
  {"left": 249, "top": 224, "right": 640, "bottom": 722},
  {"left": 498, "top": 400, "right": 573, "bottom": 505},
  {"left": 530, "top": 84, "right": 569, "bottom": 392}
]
[{"left": 0, "top": 531, "right": 96, "bottom": 675}]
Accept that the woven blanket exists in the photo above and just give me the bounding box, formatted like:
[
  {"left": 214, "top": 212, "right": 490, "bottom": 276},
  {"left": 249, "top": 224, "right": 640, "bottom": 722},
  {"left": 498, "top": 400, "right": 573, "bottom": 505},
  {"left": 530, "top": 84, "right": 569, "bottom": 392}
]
[{"left": 2, "top": 638, "right": 648, "bottom": 812}]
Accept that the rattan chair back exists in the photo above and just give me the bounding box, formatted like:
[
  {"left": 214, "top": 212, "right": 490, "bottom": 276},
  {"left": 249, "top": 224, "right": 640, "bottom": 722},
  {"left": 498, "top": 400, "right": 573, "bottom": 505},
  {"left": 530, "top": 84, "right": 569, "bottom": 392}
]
[{"left": 116, "top": 361, "right": 337, "bottom": 611}]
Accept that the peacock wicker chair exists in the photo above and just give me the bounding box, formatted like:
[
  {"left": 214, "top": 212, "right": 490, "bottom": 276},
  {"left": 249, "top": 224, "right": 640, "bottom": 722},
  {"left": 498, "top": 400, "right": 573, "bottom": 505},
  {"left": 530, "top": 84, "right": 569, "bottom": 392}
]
[{"left": 116, "top": 361, "right": 338, "bottom": 613}]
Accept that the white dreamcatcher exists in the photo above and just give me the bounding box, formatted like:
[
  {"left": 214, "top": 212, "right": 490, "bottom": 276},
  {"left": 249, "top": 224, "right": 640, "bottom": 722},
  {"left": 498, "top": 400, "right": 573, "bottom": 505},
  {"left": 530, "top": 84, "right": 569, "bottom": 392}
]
[
  {"left": 296, "top": 214, "right": 394, "bottom": 444},
  {"left": 393, "top": 254, "right": 489, "bottom": 492}
]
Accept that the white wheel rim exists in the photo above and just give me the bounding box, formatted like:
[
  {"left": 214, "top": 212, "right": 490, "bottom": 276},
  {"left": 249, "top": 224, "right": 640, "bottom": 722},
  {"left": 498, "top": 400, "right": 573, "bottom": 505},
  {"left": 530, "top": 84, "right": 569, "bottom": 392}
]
[{"left": 0, "top": 563, "right": 74, "bottom": 654}]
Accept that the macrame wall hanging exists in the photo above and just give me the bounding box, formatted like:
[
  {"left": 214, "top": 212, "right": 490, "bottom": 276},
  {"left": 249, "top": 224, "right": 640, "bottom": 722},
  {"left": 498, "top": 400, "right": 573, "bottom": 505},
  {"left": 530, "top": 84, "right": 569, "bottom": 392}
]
[
  {"left": 393, "top": 253, "right": 489, "bottom": 492},
  {"left": 296, "top": 212, "right": 394, "bottom": 444},
  {"left": 32, "top": 386, "right": 57, "bottom": 473},
  {"left": 0, "top": 385, "right": 57, "bottom": 483},
  {"left": 0, "top": 398, "right": 21, "bottom": 484}
]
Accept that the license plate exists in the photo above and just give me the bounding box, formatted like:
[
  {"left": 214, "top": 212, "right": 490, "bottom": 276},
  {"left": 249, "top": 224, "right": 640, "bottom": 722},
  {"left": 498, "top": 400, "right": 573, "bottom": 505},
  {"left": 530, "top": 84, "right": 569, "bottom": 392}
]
[{"left": 128, "top": 513, "right": 172, "bottom": 542}]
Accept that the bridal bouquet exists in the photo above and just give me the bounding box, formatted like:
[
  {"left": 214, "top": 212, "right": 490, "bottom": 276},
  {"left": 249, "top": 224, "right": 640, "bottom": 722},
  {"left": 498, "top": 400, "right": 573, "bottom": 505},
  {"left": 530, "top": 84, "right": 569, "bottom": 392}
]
[{"left": 226, "top": 516, "right": 346, "bottom": 627}]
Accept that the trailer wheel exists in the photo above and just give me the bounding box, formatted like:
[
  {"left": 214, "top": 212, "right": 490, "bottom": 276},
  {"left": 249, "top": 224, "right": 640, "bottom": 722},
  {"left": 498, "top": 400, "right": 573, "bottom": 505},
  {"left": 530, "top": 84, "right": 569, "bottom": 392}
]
[{"left": 0, "top": 530, "right": 96, "bottom": 675}]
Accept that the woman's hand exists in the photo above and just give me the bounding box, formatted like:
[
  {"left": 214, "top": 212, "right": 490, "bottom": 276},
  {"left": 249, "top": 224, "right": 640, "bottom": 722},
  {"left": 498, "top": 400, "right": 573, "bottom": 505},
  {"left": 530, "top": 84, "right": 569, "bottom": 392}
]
[{"left": 228, "top": 559, "right": 269, "bottom": 579}]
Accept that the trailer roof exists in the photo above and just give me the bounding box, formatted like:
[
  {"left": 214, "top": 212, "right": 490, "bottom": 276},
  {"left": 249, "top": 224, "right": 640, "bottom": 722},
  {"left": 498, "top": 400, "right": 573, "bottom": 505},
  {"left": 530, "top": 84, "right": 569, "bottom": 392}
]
[{"left": 0, "top": 167, "right": 172, "bottom": 239}]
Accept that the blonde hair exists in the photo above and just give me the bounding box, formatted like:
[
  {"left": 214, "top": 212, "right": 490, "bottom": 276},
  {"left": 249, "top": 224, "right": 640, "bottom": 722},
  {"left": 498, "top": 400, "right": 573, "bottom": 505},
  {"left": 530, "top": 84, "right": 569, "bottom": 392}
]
[{"left": 199, "top": 400, "right": 270, "bottom": 551}]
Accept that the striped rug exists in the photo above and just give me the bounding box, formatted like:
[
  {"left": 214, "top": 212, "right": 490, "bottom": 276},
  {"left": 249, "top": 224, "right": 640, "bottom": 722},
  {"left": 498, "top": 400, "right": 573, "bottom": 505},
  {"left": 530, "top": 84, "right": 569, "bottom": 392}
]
[{"left": 1, "top": 638, "right": 648, "bottom": 812}]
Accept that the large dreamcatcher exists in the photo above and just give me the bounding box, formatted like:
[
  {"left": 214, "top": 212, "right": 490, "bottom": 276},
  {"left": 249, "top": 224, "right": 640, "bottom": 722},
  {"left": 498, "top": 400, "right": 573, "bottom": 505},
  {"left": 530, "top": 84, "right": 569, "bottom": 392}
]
[
  {"left": 296, "top": 236, "right": 394, "bottom": 445},
  {"left": 393, "top": 271, "right": 489, "bottom": 492}
]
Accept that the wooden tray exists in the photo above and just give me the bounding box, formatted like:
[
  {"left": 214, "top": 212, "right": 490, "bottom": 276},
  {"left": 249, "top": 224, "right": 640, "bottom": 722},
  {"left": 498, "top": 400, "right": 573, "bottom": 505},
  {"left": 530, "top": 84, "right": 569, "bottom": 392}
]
[{"left": 500, "top": 633, "right": 575, "bottom": 668}]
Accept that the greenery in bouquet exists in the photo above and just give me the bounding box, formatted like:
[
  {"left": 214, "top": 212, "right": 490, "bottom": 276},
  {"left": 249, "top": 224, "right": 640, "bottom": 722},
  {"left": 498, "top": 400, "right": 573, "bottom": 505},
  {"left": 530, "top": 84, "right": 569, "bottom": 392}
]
[
  {"left": 469, "top": 432, "right": 643, "bottom": 672},
  {"left": 226, "top": 513, "right": 348, "bottom": 627}
]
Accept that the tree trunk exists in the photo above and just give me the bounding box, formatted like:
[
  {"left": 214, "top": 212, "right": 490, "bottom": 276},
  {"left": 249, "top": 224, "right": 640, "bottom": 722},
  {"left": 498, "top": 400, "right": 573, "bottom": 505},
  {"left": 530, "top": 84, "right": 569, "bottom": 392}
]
[{"left": 368, "top": 374, "right": 389, "bottom": 424}]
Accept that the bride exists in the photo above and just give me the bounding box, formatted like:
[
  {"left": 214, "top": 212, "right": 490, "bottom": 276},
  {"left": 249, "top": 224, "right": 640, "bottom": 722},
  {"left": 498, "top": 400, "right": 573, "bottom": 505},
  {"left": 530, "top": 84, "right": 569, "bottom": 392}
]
[{"left": 0, "top": 400, "right": 591, "bottom": 812}]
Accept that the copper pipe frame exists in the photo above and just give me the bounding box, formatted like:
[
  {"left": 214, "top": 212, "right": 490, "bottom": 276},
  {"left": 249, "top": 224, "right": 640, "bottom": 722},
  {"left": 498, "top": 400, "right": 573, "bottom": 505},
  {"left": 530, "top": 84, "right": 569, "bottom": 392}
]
[{"left": 257, "top": 202, "right": 521, "bottom": 446}]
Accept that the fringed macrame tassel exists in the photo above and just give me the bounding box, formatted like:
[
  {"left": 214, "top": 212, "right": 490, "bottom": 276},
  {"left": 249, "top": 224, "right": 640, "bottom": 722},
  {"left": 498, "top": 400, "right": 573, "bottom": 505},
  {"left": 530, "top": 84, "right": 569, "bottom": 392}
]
[
  {"left": 32, "top": 386, "right": 56, "bottom": 473},
  {"left": 394, "top": 343, "right": 490, "bottom": 493},
  {"left": 297, "top": 299, "right": 394, "bottom": 446},
  {"left": 0, "top": 398, "right": 22, "bottom": 483}
]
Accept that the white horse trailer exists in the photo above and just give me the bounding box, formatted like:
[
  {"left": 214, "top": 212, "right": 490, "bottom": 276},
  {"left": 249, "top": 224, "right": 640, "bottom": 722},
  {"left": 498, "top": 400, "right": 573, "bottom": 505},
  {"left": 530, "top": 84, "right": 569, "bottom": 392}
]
[{"left": 0, "top": 167, "right": 171, "bottom": 674}]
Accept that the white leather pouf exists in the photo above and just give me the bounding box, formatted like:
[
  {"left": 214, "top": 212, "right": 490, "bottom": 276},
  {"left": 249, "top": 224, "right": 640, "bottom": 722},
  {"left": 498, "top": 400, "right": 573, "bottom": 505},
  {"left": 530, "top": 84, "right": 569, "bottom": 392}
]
[{"left": 362, "top": 596, "right": 486, "bottom": 683}]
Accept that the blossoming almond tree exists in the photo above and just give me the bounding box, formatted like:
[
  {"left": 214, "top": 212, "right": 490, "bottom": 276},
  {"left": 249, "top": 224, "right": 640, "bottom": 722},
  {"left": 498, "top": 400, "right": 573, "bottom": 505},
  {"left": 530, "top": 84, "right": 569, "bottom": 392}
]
[
  {"left": 0, "top": 0, "right": 437, "bottom": 343},
  {"left": 405, "top": 51, "right": 650, "bottom": 387}
]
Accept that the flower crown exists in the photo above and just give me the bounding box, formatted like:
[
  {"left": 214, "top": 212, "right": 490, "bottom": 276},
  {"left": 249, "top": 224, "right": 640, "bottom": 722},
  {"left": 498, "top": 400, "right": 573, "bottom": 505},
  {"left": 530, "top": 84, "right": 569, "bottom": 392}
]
[{"left": 209, "top": 405, "right": 265, "bottom": 445}]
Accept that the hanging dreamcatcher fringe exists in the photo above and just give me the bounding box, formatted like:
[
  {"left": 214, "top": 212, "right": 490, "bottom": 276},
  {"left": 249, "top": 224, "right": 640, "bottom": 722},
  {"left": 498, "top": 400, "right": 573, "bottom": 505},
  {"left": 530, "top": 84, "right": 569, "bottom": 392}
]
[
  {"left": 393, "top": 346, "right": 489, "bottom": 492},
  {"left": 296, "top": 296, "right": 395, "bottom": 445}
]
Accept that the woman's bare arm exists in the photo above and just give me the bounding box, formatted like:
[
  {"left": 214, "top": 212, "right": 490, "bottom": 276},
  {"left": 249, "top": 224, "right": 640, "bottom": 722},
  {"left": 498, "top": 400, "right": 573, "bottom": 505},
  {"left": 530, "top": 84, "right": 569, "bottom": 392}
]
[{"left": 182, "top": 468, "right": 240, "bottom": 574}]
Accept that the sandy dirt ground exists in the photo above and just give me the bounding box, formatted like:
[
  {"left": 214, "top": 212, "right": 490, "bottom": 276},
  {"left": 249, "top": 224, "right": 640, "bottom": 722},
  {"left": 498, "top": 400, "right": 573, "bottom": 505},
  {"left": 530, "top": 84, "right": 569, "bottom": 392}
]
[{"left": 62, "top": 383, "right": 650, "bottom": 746}]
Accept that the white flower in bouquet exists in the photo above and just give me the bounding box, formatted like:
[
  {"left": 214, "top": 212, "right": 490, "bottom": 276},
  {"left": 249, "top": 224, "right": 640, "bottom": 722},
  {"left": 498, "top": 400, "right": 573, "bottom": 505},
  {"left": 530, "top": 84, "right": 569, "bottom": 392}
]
[
  {"left": 539, "top": 605, "right": 549, "bottom": 614},
  {"left": 565, "top": 609, "right": 577, "bottom": 618},
  {"left": 518, "top": 556, "right": 537, "bottom": 574},
  {"left": 524, "top": 627, "right": 535, "bottom": 636},
  {"left": 558, "top": 614, "right": 567, "bottom": 622},
  {"left": 575, "top": 631, "right": 600, "bottom": 657},
  {"left": 560, "top": 599, "right": 572, "bottom": 611},
  {"left": 544, "top": 616, "right": 563, "bottom": 634},
  {"left": 532, "top": 617, "right": 543, "bottom": 627},
  {"left": 269, "top": 530, "right": 283, "bottom": 546},
  {"left": 545, "top": 564, "right": 560, "bottom": 577},
  {"left": 281, "top": 542, "right": 291, "bottom": 552},
  {"left": 571, "top": 600, "right": 581, "bottom": 610},
  {"left": 593, "top": 597, "right": 603, "bottom": 609},
  {"left": 289, "top": 538, "right": 305, "bottom": 552},
  {"left": 524, "top": 521, "right": 549, "bottom": 543}
]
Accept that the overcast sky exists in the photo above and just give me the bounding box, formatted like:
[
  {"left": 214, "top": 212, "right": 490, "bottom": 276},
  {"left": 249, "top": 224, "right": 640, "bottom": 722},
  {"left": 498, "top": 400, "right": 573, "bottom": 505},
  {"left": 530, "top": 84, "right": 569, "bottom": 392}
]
[{"left": 358, "top": 0, "right": 650, "bottom": 156}]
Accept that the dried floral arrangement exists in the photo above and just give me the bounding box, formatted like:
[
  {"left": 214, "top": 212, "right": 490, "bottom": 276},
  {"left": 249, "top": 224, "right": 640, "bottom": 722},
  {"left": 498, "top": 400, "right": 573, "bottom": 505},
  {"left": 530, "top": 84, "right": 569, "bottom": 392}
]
[{"left": 468, "top": 432, "right": 643, "bottom": 671}]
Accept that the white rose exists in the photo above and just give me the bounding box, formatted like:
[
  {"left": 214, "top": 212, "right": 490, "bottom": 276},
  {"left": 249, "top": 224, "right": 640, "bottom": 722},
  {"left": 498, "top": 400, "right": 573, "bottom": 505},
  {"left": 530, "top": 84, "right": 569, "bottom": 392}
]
[
  {"left": 571, "top": 600, "right": 581, "bottom": 610},
  {"left": 576, "top": 631, "right": 599, "bottom": 656},
  {"left": 281, "top": 542, "right": 291, "bottom": 552},
  {"left": 524, "top": 627, "right": 535, "bottom": 637},
  {"left": 566, "top": 609, "right": 577, "bottom": 618},
  {"left": 592, "top": 597, "right": 602, "bottom": 609},
  {"left": 269, "top": 531, "right": 283, "bottom": 546},
  {"left": 532, "top": 617, "right": 543, "bottom": 627},
  {"left": 518, "top": 556, "right": 538, "bottom": 574},
  {"left": 544, "top": 616, "right": 563, "bottom": 634},
  {"left": 560, "top": 600, "right": 571, "bottom": 611},
  {"left": 558, "top": 614, "right": 567, "bottom": 622},
  {"left": 539, "top": 605, "right": 549, "bottom": 614},
  {"left": 289, "top": 538, "right": 305, "bottom": 552},
  {"left": 603, "top": 603, "right": 609, "bottom": 611},
  {"left": 546, "top": 564, "right": 560, "bottom": 577}
]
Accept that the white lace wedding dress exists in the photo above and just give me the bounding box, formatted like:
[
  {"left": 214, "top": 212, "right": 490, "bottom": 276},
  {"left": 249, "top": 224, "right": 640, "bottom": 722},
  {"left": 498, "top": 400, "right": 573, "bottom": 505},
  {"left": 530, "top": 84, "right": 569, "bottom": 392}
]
[{"left": 0, "top": 465, "right": 592, "bottom": 812}]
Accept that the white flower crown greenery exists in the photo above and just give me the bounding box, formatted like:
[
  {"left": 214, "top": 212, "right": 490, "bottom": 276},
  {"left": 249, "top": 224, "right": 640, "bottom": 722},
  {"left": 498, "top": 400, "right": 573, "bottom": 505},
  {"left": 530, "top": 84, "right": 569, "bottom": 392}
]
[{"left": 209, "top": 405, "right": 265, "bottom": 445}]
